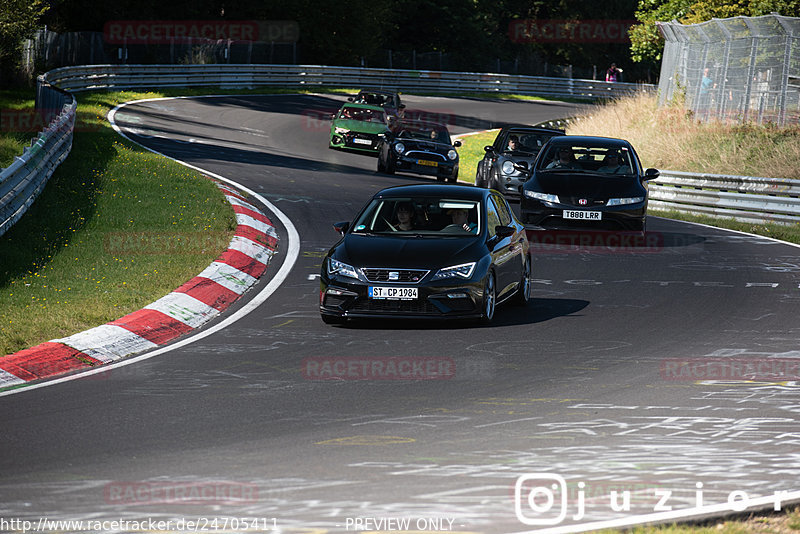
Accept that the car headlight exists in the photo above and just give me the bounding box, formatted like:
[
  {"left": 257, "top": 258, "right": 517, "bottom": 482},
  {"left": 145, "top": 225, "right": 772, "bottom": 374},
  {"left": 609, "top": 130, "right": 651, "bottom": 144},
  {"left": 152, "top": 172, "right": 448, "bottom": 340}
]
[
  {"left": 432, "top": 262, "right": 476, "bottom": 281},
  {"left": 447, "top": 149, "right": 458, "bottom": 161},
  {"left": 607, "top": 197, "right": 645, "bottom": 206},
  {"left": 394, "top": 142, "right": 405, "bottom": 154},
  {"left": 327, "top": 258, "right": 359, "bottom": 280},
  {"left": 524, "top": 190, "right": 560, "bottom": 203},
  {"left": 334, "top": 127, "right": 350, "bottom": 134},
  {"left": 501, "top": 160, "right": 515, "bottom": 174}
]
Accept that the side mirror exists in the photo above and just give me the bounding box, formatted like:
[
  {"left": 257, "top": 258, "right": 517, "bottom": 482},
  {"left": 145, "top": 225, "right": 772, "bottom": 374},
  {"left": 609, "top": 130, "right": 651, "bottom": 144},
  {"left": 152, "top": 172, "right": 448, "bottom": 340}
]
[
  {"left": 453, "top": 140, "right": 462, "bottom": 148},
  {"left": 512, "top": 162, "right": 529, "bottom": 174},
  {"left": 333, "top": 221, "right": 350, "bottom": 235},
  {"left": 495, "top": 225, "right": 515, "bottom": 239},
  {"left": 330, "top": 113, "right": 337, "bottom": 120},
  {"left": 484, "top": 145, "right": 495, "bottom": 153},
  {"left": 347, "top": 97, "right": 354, "bottom": 102},
  {"left": 644, "top": 168, "right": 660, "bottom": 180},
  {"left": 399, "top": 104, "right": 406, "bottom": 109}
]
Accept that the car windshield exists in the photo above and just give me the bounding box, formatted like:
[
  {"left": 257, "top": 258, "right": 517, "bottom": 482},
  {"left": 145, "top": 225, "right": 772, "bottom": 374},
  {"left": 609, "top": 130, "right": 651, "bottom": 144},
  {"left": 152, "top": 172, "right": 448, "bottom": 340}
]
[
  {"left": 339, "top": 106, "right": 386, "bottom": 123},
  {"left": 357, "top": 93, "right": 392, "bottom": 106},
  {"left": 503, "top": 131, "right": 558, "bottom": 153},
  {"left": 537, "top": 144, "right": 635, "bottom": 174},
  {"left": 397, "top": 124, "right": 451, "bottom": 144},
  {"left": 351, "top": 197, "right": 481, "bottom": 236}
]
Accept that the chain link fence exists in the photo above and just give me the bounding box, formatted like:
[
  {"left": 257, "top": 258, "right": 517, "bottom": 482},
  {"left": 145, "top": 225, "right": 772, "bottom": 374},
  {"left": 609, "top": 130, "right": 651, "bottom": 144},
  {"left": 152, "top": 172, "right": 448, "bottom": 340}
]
[
  {"left": 657, "top": 14, "right": 800, "bottom": 125},
  {"left": 21, "top": 29, "right": 298, "bottom": 73}
]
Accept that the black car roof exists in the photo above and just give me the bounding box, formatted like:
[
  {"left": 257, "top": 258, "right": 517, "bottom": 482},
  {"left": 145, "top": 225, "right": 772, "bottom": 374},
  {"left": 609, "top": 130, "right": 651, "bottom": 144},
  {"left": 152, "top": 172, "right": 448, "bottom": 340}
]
[
  {"left": 374, "top": 184, "right": 487, "bottom": 200},
  {"left": 501, "top": 125, "right": 565, "bottom": 135},
  {"left": 397, "top": 119, "right": 448, "bottom": 130},
  {"left": 546, "top": 135, "right": 631, "bottom": 147},
  {"left": 358, "top": 89, "right": 399, "bottom": 96}
]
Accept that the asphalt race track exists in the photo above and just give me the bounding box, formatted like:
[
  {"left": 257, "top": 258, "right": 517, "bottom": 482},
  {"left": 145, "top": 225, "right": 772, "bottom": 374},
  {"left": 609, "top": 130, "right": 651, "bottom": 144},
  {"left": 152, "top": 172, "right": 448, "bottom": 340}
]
[{"left": 1, "top": 94, "right": 799, "bottom": 533}]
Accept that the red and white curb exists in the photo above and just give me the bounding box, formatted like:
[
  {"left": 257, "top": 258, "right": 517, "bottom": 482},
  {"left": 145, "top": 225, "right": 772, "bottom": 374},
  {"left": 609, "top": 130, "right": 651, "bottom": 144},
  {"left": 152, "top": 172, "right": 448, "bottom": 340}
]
[{"left": 0, "top": 181, "right": 276, "bottom": 389}]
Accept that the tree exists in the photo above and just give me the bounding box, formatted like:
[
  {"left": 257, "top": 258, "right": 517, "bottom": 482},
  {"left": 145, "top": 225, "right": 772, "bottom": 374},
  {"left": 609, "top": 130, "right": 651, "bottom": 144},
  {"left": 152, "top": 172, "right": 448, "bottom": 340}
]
[
  {"left": 0, "top": 0, "right": 48, "bottom": 86},
  {"left": 630, "top": 0, "right": 800, "bottom": 65}
]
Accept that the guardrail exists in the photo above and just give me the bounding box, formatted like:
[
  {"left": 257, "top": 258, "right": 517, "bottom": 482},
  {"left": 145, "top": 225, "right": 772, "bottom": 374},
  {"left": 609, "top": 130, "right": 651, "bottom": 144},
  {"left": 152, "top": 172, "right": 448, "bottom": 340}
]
[
  {"left": 648, "top": 170, "right": 800, "bottom": 225},
  {"left": 0, "top": 80, "right": 75, "bottom": 238},
  {"left": 42, "top": 64, "right": 650, "bottom": 100}
]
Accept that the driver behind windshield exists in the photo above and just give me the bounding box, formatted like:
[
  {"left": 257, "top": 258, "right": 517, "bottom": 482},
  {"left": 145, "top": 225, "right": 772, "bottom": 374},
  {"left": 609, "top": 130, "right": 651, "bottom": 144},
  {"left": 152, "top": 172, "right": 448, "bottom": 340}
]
[{"left": 545, "top": 146, "right": 579, "bottom": 169}]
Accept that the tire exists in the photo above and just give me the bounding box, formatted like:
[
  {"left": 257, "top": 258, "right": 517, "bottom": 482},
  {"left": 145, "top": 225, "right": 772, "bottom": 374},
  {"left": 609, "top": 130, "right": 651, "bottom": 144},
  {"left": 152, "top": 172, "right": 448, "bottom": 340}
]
[
  {"left": 447, "top": 166, "right": 459, "bottom": 183},
  {"left": 489, "top": 171, "right": 501, "bottom": 193},
  {"left": 480, "top": 272, "right": 496, "bottom": 324},
  {"left": 512, "top": 256, "right": 531, "bottom": 306},
  {"left": 321, "top": 314, "right": 346, "bottom": 325}
]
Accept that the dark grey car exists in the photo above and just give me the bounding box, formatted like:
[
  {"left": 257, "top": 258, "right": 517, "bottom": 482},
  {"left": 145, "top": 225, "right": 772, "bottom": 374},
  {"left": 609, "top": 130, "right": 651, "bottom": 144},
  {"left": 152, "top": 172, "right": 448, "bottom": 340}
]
[{"left": 476, "top": 126, "right": 564, "bottom": 197}]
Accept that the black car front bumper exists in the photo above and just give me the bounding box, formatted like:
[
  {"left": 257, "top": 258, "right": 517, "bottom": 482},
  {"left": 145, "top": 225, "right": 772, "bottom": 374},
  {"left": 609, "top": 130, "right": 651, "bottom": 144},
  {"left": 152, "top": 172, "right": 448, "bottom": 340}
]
[
  {"left": 520, "top": 198, "right": 647, "bottom": 231},
  {"left": 320, "top": 276, "right": 484, "bottom": 320}
]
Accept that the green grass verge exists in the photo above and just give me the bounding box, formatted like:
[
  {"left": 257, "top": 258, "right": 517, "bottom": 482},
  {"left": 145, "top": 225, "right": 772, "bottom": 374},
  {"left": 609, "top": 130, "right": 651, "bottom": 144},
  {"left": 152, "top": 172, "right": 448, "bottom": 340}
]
[
  {"left": 0, "top": 90, "right": 237, "bottom": 355},
  {"left": 455, "top": 130, "right": 498, "bottom": 185},
  {"left": 0, "top": 89, "right": 39, "bottom": 168}
]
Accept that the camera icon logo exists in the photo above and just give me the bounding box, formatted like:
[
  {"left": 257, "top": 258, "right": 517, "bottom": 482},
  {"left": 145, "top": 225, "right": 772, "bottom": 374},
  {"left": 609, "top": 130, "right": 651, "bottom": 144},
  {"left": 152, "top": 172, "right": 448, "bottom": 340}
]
[{"left": 514, "top": 473, "right": 568, "bottom": 526}]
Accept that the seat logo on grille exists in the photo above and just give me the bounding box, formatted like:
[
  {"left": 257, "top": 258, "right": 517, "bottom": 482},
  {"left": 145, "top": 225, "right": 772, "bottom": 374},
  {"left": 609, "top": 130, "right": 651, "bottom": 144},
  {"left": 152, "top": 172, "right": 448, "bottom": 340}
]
[{"left": 388, "top": 271, "right": 399, "bottom": 281}]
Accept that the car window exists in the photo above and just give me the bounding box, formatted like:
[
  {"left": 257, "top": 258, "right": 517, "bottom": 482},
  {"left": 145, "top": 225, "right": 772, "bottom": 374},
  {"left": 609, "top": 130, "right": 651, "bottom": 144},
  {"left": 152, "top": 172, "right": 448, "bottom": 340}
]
[
  {"left": 351, "top": 198, "right": 480, "bottom": 236},
  {"left": 485, "top": 198, "right": 501, "bottom": 236},
  {"left": 503, "top": 131, "right": 560, "bottom": 153},
  {"left": 398, "top": 124, "right": 451, "bottom": 143},
  {"left": 491, "top": 195, "right": 512, "bottom": 226},
  {"left": 538, "top": 144, "right": 635, "bottom": 174}
]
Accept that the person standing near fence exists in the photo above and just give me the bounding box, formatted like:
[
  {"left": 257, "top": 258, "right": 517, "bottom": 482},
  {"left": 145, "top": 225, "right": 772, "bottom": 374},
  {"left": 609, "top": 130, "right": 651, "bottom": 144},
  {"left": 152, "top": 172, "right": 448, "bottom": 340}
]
[
  {"left": 606, "top": 63, "right": 623, "bottom": 82},
  {"left": 699, "top": 67, "right": 716, "bottom": 119}
]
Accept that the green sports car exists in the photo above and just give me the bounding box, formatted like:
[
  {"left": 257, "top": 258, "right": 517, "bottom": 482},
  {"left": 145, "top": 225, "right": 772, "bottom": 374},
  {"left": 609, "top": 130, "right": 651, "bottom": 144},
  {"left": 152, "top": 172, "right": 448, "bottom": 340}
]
[{"left": 329, "top": 103, "right": 390, "bottom": 153}]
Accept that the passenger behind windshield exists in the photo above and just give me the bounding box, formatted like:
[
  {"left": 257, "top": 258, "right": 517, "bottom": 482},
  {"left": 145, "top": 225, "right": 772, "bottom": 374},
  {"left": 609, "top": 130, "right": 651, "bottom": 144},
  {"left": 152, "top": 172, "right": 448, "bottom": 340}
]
[{"left": 597, "top": 150, "right": 631, "bottom": 174}]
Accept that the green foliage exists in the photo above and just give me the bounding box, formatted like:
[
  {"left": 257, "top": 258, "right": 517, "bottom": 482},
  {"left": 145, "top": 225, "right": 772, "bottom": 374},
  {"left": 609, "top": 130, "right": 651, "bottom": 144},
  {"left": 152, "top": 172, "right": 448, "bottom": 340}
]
[
  {"left": 0, "top": 0, "right": 48, "bottom": 86},
  {"left": 631, "top": 0, "right": 800, "bottom": 65}
]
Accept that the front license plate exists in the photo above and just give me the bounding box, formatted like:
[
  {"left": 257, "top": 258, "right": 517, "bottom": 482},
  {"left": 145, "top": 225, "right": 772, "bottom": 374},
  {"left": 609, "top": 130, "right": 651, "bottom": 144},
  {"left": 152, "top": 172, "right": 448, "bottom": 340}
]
[
  {"left": 353, "top": 138, "right": 372, "bottom": 145},
  {"left": 563, "top": 210, "right": 602, "bottom": 220},
  {"left": 417, "top": 159, "right": 438, "bottom": 167},
  {"left": 369, "top": 287, "right": 418, "bottom": 300}
]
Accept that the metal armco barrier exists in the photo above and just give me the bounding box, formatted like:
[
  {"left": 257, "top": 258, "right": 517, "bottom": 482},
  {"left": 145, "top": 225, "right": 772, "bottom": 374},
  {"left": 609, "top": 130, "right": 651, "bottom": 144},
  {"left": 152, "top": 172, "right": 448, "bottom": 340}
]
[
  {"left": 0, "top": 81, "right": 76, "bottom": 238},
  {"left": 649, "top": 170, "right": 800, "bottom": 225},
  {"left": 42, "top": 64, "right": 650, "bottom": 100}
]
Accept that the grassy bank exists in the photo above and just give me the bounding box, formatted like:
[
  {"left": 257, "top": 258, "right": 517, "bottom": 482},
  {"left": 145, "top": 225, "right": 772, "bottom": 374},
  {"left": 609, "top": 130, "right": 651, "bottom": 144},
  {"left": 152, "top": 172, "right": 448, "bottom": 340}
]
[{"left": 0, "top": 90, "right": 236, "bottom": 355}]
